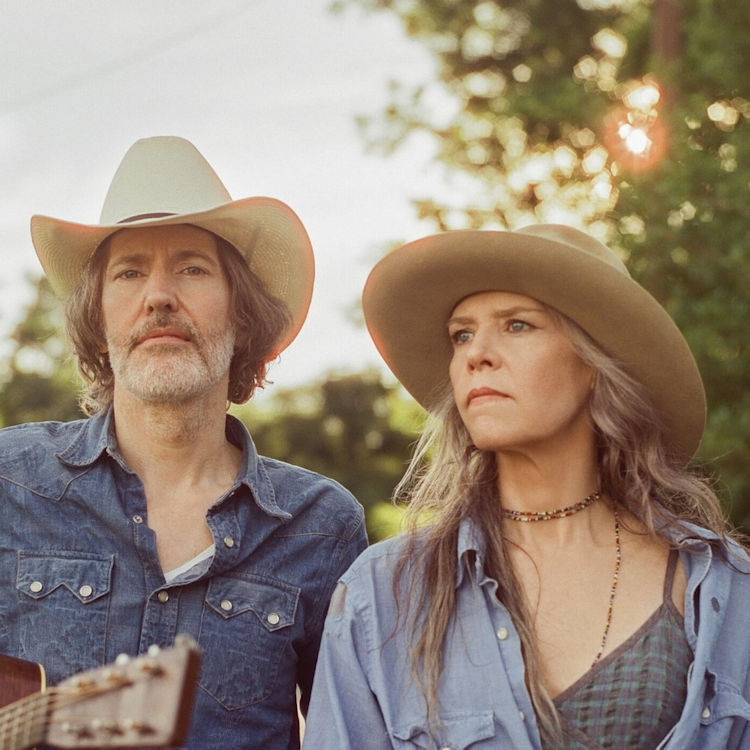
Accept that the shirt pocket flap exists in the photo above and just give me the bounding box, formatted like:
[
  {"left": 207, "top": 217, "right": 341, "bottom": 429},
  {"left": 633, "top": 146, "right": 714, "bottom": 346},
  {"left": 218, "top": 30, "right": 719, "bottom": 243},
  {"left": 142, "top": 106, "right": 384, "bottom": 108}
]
[
  {"left": 205, "top": 576, "right": 299, "bottom": 631},
  {"left": 393, "top": 711, "right": 495, "bottom": 749},
  {"left": 16, "top": 552, "right": 113, "bottom": 603},
  {"left": 701, "top": 688, "right": 750, "bottom": 724}
]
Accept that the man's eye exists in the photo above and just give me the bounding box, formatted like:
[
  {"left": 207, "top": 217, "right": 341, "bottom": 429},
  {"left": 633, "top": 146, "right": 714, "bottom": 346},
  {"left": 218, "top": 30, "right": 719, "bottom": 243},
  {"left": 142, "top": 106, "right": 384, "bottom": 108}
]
[
  {"left": 182, "top": 266, "right": 206, "bottom": 276},
  {"left": 117, "top": 269, "right": 141, "bottom": 280}
]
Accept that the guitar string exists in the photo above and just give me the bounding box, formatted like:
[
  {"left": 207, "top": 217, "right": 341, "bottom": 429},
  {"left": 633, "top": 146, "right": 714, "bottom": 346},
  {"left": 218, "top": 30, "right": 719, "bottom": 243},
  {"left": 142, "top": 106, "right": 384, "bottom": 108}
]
[
  {"left": 1, "top": 672, "right": 155, "bottom": 746},
  {"left": 0, "top": 688, "right": 93, "bottom": 746},
  {"left": 1, "top": 691, "right": 51, "bottom": 746}
]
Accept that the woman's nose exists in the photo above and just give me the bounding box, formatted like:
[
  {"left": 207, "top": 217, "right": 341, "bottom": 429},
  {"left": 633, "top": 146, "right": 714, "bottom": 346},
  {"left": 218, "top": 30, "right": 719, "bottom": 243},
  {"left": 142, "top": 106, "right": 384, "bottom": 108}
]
[{"left": 465, "top": 331, "right": 499, "bottom": 370}]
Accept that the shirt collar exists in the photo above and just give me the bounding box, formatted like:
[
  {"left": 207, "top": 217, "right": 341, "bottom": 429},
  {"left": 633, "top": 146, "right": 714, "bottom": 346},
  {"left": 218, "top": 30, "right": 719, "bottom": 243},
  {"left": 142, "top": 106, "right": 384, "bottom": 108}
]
[
  {"left": 56, "top": 409, "right": 112, "bottom": 466},
  {"left": 57, "top": 408, "right": 291, "bottom": 520},
  {"left": 451, "top": 509, "right": 742, "bottom": 590},
  {"left": 455, "top": 516, "right": 487, "bottom": 588},
  {"left": 651, "top": 510, "right": 728, "bottom": 550},
  {"left": 224, "top": 414, "right": 291, "bottom": 520}
]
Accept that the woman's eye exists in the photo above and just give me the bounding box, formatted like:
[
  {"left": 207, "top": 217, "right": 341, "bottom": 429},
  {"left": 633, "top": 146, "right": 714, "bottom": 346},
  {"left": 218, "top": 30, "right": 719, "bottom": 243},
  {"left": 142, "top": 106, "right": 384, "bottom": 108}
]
[
  {"left": 450, "top": 329, "right": 473, "bottom": 345},
  {"left": 508, "top": 319, "right": 531, "bottom": 333}
]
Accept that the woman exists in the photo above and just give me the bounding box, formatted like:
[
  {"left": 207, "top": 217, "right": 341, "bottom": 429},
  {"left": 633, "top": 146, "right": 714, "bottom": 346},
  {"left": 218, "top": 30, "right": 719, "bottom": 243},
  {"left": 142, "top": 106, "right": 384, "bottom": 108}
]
[{"left": 302, "top": 224, "right": 750, "bottom": 749}]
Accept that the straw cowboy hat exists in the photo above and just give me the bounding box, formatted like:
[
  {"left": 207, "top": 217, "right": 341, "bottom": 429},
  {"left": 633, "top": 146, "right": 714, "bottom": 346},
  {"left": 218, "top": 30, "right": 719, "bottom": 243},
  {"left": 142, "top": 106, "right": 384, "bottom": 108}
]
[
  {"left": 30, "top": 135, "right": 314, "bottom": 355},
  {"left": 362, "top": 224, "right": 706, "bottom": 462}
]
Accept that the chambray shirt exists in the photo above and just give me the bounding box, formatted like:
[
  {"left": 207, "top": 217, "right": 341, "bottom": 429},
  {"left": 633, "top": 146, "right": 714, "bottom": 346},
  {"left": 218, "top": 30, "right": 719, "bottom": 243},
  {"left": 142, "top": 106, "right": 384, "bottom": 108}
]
[
  {"left": 303, "top": 517, "right": 750, "bottom": 749},
  {"left": 0, "top": 409, "right": 367, "bottom": 749}
]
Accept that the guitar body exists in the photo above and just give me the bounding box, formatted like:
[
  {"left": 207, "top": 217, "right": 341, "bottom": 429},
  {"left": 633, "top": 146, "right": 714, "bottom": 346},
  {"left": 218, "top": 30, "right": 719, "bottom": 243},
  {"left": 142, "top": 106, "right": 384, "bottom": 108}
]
[{"left": 0, "top": 654, "right": 44, "bottom": 710}]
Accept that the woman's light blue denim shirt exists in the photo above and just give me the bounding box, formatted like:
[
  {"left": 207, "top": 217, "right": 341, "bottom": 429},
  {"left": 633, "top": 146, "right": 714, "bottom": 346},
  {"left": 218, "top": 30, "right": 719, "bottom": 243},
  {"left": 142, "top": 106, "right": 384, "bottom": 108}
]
[
  {"left": 303, "top": 518, "right": 750, "bottom": 749},
  {"left": 0, "top": 409, "right": 367, "bottom": 749}
]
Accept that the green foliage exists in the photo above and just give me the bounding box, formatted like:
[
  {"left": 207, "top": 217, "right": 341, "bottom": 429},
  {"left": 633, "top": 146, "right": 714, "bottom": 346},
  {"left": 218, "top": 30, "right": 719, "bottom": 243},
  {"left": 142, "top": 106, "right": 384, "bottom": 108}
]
[
  {"left": 0, "top": 276, "right": 81, "bottom": 427},
  {"left": 0, "top": 275, "right": 421, "bottom": 541},
  {"left": 338, "top": 0, "right": 750, "bottom": 527},
  {"left": 3, "top": 0, "right": 748, "bottom": 534},
  {"left": 233, "top": 371, "right": 424, "bottom": 541}
]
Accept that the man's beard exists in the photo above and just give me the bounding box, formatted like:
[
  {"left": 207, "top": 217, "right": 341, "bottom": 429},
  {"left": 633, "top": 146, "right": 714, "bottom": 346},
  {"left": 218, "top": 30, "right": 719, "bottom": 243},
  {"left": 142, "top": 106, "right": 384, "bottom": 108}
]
[{"left": 107, "top": 314, "right": 235, "bottom": 404}]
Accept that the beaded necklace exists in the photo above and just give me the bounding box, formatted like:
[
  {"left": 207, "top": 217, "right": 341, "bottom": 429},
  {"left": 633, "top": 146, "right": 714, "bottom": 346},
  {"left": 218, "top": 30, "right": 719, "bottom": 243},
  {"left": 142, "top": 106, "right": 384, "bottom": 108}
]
[
  {"left": 500, "top": 491, "right": 600, "bottom": 522},
  {"left": 501, "top": 491, "right": 622, "bottom": 667},
  {"left": 591, "top": 510, "right": 621, "bottom": 666}
]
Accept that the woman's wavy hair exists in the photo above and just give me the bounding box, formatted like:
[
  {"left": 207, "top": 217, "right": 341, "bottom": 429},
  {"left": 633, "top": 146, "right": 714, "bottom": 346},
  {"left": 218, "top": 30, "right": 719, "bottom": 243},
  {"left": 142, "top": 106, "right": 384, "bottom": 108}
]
[
  {"left": 392, "top": 305, "right": 732, "bottom": 745},
  {"left": 65, "top": 229, "right": 291, "bottom": 415}
]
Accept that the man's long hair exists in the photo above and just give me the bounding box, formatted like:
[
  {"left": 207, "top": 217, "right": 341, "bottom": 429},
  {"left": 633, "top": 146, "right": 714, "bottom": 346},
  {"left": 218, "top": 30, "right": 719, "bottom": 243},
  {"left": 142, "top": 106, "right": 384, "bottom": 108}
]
[
  {"left": 392, "top": 306, "right": 732, "bottom": 745},
  {"left": 65, "top": 229, "right": 291, "bottom": 415}
]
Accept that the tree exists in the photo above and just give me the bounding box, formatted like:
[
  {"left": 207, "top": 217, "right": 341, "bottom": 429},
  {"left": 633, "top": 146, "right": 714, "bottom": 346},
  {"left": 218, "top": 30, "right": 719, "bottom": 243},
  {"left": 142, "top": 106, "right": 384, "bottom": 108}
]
[
  {"left": 0, "top": 275, "right": 422, "bottom": 541},
  {"left": 336, "top": 0, "right": 750, "bottom": 528},
  {"left": 0, "top": 276, "right": 81, "bottom": 427},
  {"left": 235, "top": 371, "right": 424, "bottom": 541}
]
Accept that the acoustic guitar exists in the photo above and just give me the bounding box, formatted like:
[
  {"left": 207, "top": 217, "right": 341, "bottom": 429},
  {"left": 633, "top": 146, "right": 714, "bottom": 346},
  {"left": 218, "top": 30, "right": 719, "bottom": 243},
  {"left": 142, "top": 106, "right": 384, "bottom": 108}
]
[{"left": 0, "top": 635, "right": 201, "bottom": 749}]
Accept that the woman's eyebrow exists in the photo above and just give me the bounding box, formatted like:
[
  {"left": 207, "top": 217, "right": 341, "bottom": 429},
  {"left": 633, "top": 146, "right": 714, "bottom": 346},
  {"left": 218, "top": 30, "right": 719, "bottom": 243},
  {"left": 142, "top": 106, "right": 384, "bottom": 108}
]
[{"left": 446, "top": 305, "right": 545, "bottom": 327}]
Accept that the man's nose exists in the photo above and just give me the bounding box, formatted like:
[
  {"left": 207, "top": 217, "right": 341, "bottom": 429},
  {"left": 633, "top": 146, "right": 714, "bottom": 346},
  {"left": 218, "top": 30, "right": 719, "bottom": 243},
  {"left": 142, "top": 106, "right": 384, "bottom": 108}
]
[{"left": 143, "top": 270, "right": 178, "bottom": 313}]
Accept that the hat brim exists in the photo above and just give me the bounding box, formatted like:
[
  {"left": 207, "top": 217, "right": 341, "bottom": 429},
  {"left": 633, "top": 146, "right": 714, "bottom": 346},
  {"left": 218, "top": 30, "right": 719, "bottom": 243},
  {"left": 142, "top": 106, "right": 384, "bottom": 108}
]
[
  {"left": 30, "top": 196, "right": 314, "bottom": 355},
  {"left": 362, "top": 230, "right": 705, "bottom": 462}
]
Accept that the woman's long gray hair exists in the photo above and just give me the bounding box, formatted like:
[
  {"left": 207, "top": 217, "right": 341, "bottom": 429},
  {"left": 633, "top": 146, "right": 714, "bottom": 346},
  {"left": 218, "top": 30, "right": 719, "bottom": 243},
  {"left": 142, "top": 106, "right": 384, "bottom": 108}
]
[{"left": 392, "top": 306, "right": 730, "bottom": 745}]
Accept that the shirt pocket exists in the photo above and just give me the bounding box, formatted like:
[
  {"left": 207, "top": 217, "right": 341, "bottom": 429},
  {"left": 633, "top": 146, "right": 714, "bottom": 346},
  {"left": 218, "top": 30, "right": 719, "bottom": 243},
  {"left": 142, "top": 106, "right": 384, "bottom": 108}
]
[
  {"left": 392, "top": 711, "right": 496, "bottom": 749},
  {"left": 16, "top": 551, "right": 113, "bottom": 682},
  {"left": 198, "top": 573, "right": 300, "bottom": 710}
]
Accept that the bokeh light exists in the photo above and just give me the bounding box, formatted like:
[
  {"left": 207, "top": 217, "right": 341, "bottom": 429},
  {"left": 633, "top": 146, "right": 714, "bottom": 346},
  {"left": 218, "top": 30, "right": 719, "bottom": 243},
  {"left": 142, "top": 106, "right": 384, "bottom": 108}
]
[{"left": 602, "top": 79, "right": 667, "bottom": 172}]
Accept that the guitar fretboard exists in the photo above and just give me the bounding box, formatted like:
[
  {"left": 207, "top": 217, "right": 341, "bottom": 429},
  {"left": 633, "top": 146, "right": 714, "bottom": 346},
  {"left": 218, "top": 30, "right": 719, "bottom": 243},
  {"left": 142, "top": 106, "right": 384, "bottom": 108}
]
[{"left": 0, "top": 689, "right": 52, "bottom": 750}]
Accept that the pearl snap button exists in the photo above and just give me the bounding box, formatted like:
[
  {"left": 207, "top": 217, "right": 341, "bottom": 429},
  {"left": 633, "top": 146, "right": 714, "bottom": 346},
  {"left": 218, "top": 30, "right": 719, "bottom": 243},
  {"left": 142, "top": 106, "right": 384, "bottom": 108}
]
[
  {"left": 223, "top": 536, "right": 235, "bottom": 548},
  {"left": 79, "top": 585, "right": 93, "bottom": 598},
  {"left": 497, "top": 627, "right": 509, "bottom": 640},
  {"left": 702, "top": 707, "right": 711, "bottom": 719},
  {"left": 267, "top": 612, "right": 280, "bottom": 625},
  {"left": 221, "top": 599, "right": 233, "bottom": 612},
  {"left": 29, "top": 581, "right": 43, "bottom": 593},
  {"left": 157, "top": 590, "right": 169, "bottom": 603},
  {"left": 133, "top": 515, "right": 143, "bottom": 524}
]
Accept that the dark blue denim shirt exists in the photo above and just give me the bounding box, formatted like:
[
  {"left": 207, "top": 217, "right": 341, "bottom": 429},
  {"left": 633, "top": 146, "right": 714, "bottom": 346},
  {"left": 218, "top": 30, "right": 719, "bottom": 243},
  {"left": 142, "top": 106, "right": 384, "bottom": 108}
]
[{"left": 0, "top": 408, "right": 367, "bottom": 749}]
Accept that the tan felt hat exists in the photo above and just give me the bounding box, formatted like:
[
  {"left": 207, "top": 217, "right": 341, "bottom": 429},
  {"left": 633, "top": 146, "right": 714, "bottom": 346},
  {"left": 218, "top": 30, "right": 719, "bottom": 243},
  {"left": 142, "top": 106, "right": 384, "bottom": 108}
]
[
  {"left": 362, "top": 224, "right": 705, "bottom": 462},
  {"left": 30, "top": 135, "right": 314, "bottom": 355}
]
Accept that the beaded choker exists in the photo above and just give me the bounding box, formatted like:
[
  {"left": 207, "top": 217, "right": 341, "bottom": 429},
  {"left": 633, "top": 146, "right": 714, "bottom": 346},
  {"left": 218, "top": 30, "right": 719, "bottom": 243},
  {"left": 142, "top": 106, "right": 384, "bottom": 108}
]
[{"left": 501, "top": 491, "right": 600, "bottom": 522}]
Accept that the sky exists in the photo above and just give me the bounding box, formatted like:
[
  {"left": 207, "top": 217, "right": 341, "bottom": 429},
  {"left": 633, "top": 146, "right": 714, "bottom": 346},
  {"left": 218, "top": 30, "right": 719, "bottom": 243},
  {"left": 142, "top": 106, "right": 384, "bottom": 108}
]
[{"left": 1, "top": 0, "right": 462, "bottom": 402}]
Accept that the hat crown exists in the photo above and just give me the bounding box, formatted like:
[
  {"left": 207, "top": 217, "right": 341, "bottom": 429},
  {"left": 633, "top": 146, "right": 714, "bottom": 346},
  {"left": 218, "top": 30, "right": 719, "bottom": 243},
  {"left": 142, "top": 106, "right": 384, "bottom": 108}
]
[
  {"left": 99, "top": 136, "right": 232, "bottom": 224},
  {"left": 517, "top": 223, "right": 630, "bottom": 277}
]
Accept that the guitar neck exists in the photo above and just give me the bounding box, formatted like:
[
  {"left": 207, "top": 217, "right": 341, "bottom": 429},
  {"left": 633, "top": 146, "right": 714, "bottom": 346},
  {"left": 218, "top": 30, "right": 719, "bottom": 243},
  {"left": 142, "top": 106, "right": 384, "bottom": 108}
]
[
  {"left": 0, "top": 690, "right": 52, "bottom": 750},
  {"left": 0, "top": 638, "right": 201, "bottom": 749}
]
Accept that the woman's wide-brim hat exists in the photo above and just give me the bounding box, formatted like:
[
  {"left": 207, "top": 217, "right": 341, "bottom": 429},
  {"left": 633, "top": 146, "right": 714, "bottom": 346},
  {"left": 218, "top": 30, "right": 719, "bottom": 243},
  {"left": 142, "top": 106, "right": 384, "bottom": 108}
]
[
  {"left": 362, "top": 224, "right": 706, "bottom": 462},
  {"left": 30, "top": 135, "right": 314, "bottom": 356}
]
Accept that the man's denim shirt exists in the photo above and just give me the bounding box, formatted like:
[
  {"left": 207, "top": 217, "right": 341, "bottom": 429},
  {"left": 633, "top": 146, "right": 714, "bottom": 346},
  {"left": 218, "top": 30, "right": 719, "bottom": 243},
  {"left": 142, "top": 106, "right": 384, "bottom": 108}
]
[
  {"left": 0, "top": 409, "right": 367, "bottom": 749},
  {"left": 303, "top": 518, "right": 750, "bottom": 749}
]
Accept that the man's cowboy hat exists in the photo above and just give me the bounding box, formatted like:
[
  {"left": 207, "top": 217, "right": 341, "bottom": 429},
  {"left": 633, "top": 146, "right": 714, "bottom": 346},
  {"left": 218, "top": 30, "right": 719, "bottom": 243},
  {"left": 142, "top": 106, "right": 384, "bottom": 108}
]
[
  {"left": 362, "top": 224, "right": 705, "bottom": 462},
  {"left": 30, "top": 135, "right": 314, "bottom": 355}
]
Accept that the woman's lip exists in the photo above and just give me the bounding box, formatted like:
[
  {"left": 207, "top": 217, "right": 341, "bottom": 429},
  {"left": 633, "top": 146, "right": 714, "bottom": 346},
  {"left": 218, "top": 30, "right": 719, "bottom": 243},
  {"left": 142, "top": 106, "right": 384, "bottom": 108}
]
[{"left": 467, "top": 387, "right": 509, "bottom": 405}]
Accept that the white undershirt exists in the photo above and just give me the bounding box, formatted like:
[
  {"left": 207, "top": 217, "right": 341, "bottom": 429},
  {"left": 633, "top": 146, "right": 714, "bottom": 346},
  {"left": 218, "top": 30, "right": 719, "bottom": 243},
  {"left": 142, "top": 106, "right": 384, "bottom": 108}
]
[{"left": 163, "top": 544, "right": 215, "bottom": 583}]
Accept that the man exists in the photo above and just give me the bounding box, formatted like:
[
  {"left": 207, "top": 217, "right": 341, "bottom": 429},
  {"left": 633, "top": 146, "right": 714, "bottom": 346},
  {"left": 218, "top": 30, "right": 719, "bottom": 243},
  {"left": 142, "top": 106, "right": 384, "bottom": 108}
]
[{"left": 0, "top": 136, "right": 367, "bottom": 748}]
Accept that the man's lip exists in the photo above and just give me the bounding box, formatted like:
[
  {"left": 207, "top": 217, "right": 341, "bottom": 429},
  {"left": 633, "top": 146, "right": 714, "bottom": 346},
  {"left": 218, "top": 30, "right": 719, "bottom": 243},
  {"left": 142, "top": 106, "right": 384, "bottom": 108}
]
[
  {"left": 467, "top": 387, "right": 509, "bottom": 405},
  {"left": 138, "top": 329, "right": 190, "bottom": 344}
]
